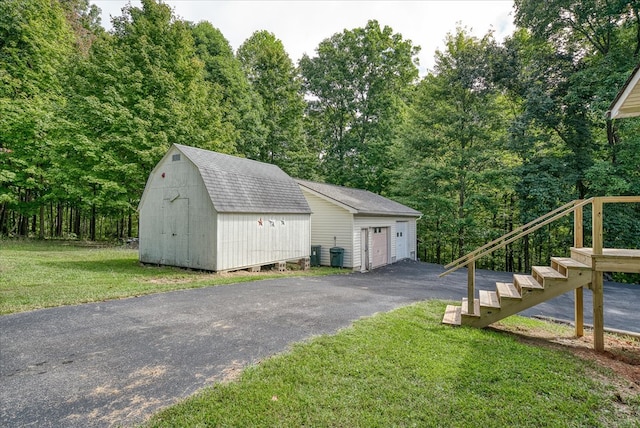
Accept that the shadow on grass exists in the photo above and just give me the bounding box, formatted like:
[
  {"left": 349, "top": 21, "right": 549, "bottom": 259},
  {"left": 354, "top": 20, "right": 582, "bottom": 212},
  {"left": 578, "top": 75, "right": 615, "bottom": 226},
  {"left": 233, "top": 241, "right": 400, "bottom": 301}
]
[
  {"left": 1, "top": 239, "right": 123, "bottom": 252},
  {"left": 38, "top": 258, "right": 187, "bottom": 276}
]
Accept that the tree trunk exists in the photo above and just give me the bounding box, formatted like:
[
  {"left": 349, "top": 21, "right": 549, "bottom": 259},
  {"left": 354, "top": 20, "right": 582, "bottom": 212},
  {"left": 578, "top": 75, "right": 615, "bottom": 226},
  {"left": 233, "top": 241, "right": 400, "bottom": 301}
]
[
  {"left": 56, "top": 203, "right": 63, "bottom": 237},
  {"left": 0, "top": 203, "right": 7, "bottom": 235},
  {"left": 127, "top": 208, "right": 133, "bottom": 238},
  {"left": 74, "top": 206, "right": 81, "bottom": 238}
]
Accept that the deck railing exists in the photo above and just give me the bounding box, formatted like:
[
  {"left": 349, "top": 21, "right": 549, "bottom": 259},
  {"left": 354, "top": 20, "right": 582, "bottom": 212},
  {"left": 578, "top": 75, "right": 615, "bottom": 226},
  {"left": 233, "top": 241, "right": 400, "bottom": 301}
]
[{"left": 439, "top": 196, "right": 640, "bottom": 316}]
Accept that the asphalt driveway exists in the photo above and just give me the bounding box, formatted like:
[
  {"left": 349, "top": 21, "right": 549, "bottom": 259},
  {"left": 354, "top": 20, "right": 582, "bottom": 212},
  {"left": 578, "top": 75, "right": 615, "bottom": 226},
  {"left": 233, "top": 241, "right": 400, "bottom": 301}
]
[{"left": 1, "top": 261, "right": 638, "bottom": 427}]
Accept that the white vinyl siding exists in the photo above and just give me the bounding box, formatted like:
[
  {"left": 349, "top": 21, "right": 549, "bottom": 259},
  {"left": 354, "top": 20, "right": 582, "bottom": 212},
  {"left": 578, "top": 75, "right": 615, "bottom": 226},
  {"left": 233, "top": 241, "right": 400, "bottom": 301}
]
[
  {"left": 408, "top": 220, "right": 417, "bottom": 260},
  {"left": 302, "top": 190, "right": 354, "bottom": 267}
]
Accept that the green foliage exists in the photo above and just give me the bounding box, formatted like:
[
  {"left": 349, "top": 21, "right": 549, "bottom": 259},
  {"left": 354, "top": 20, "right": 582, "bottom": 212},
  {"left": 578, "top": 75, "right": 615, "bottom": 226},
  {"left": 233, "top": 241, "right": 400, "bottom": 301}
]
[
  {"left": 64, "top": 0, "right": 229, "bottom": 238},
  {"left": 237, "top": 30, "right": 314, "bottom": 178},
  {"left": 300, "top": 20, "right": 420, "bottom": 192},
  {"left": 191, "top": 22, "right": 266, "bottom": 157},
  {"left": 0, "top": 0, "right": 75, "bottom": 237},
  {"left": 1, "top": 0, "right": 638, "bottom": 277},
  {"left": 394, "top": 29, "right": 513, "bottom": 262}
]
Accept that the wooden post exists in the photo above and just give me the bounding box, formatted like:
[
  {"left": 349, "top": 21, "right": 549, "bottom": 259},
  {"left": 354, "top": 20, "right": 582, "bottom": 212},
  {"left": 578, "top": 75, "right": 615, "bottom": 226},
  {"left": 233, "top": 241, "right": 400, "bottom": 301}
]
[
  {"left": 592, "top": 198, "right": 603, "bottom": 256},
  {"left": 592, "top": 271, "right": 604, "bottom": 352},
  {"left": 592, "top": 198, "right": 604, "bottom": 352},
  {"left": 574, "top": 287, "right": 584, "bottom": 337},
  {"left": 573, "top": 202, "right": 584, "bottom": 337},
  {"left": 467, "top": 259, "right": 475, "bottom": 315},
  {"left": 574, "top": 202, "right": 583, "bottom": 248}
]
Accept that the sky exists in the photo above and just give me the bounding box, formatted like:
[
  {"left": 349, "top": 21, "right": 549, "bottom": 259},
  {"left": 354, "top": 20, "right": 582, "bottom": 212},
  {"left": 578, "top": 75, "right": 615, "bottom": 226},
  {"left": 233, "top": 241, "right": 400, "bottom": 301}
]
[{"left": 92, "top": 0, "right": 516, "bottom": 75}]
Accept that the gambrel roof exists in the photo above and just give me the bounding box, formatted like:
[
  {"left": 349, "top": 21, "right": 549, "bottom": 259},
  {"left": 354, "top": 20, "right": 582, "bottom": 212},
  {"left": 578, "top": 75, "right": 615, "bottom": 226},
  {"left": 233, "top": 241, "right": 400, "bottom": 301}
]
[
  {"left": 297, "top": 179, "right": 421, "bottom": 217},
  {"left": 608, "top": 63, "right": 640, "bottom": 120},
  {"left": 173, "top": 144, "right": 311, "bottom": 214}
]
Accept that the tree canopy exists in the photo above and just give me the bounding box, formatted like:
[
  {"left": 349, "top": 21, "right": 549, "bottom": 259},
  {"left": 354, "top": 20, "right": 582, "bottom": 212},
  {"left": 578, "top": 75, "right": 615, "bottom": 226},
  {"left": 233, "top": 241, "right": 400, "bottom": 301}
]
[{"left": 1, "top": 0, "right": 638, "bottom": 282}]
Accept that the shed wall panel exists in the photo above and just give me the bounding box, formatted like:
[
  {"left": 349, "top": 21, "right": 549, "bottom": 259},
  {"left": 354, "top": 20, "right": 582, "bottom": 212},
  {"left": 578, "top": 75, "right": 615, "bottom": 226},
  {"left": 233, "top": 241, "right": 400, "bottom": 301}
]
[
  {"left": 217, "top": 213, "right": 310, "bottom": 271},
  {"left": 302, "top": 191, "right": 354, "bottom": 267}
]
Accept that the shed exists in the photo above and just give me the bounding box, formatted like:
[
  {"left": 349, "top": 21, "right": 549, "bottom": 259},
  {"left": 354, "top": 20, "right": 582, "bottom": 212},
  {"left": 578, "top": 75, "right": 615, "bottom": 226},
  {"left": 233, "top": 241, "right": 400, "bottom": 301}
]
[
  {"left": 138, "top": 144, "right": 311, "bottom": 271},
  {"left": 297, "top": 179, "right": 421, "bottom": 271}
]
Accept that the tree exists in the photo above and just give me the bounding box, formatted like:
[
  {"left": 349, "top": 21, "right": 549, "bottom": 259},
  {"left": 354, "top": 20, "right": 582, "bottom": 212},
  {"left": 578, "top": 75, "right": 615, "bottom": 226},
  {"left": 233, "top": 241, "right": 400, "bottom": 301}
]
[
  {"left": 191, "top": 22, "right": 266, "bottom": 158},
  {"left": 0, "top": 0, "right": 74, "bottom": 237},
  {"left": 237, "top": 30, "right": 312, "bottom": 178},
  {"left": 394, "top": 29, "right": 512, "bottom": 263},
  {"left": 68, "top": 0, "right": 225, "bottom": 239},
  {"left": 512, "top": 0, "right": 640, "bottom": 260},
  {"left": 300, "top": 20, "right": 420, "bottom": 192}
]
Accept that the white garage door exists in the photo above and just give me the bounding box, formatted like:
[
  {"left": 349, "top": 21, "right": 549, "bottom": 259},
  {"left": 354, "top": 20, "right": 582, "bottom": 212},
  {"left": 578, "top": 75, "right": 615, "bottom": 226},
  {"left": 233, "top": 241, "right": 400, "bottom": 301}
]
[{"left": 372, "top": 227, "right": 388, "bottom": 268}]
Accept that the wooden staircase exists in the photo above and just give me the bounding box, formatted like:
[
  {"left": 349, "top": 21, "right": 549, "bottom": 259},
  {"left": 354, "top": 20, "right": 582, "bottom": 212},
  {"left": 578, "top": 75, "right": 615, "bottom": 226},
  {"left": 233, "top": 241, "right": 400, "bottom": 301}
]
[{"left": 442, "top": 257, "right": 592, "bottom": 328}]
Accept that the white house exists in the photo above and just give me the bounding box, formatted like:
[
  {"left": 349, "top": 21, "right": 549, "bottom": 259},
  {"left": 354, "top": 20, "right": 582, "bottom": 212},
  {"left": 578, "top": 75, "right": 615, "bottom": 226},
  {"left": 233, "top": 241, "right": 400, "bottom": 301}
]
[
  {"left": 138, "top": 144, "right": 311, "bottom": 271},
  {"left": 297, "top": 180, "right": 421, "bottom": 271}
]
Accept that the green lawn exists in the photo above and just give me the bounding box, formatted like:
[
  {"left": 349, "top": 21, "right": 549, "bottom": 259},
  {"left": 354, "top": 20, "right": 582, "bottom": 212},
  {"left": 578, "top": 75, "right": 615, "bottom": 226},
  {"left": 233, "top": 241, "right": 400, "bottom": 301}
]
[
  {"left": 0, "top": 240, "right": 343, "bottom": 314},
  {"left": 148, "top": 301, "right": 639, "bottom": 427}
]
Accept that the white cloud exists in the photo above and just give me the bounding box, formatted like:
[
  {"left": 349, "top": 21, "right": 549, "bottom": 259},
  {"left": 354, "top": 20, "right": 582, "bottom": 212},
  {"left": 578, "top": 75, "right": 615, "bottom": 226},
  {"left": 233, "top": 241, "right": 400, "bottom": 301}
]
[{"left": 93, "top": 0, "right": 515, "bottom": 75}]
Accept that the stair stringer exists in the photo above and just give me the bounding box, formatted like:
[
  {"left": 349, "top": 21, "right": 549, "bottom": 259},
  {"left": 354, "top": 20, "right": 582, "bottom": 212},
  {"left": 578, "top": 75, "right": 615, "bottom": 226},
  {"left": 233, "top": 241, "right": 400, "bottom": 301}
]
[
  {"left": 461, "top": 274, "right": 590, "bottom": 328},
  {"left": 445, "top": 258, "right": 592, "bottom": 328}
]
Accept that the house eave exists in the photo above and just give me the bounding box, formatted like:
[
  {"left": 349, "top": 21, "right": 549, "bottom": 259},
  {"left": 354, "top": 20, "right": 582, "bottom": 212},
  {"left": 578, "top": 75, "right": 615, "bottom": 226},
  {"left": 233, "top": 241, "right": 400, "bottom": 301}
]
[{"left": 608, "top": 63, "right": 640, "bottom": 120}]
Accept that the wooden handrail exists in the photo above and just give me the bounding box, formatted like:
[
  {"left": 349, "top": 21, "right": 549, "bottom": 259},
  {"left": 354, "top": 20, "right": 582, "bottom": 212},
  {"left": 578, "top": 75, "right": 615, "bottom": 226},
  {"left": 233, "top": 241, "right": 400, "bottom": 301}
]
[
  {"left": 444, "top": 199, "right": 585, "bottom": 269},
  {"left": 439, "top": 198, "right": 594, "bottom": 277}
]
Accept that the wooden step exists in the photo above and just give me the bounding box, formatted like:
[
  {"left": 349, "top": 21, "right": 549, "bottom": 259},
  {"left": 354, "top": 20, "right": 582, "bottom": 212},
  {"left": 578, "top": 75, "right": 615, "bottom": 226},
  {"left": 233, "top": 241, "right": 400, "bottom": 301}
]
[
  {"left": 513, "top": 274, "right": 543, "bottom": 290},
  {"left": 533, "top": 265, "right": 566, "bottom": 278},
  {"left": 461, "top": 298, "right": 480, "bottom": 317},
  {"left": 496, "top": 282, "right": 520, "bottom": 300},
  {"left": 551, "top": 257, "right": 590, "bottom": 269},
  {"left": 442, "top": 305, "right": 461, "bottom": 325},
  {"left": 551, "top": 257, "right": 591, "bottom": 277},
  {"left": 479, "top": 290, "right": 500, "bottom": 308},
  {"left": 532, "top": 266, "right": 566, "bottom": 286}
]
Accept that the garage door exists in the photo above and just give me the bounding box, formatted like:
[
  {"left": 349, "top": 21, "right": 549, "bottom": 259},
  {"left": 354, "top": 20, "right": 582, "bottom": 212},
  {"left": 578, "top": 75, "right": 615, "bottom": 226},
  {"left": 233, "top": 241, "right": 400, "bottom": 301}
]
[{"left": 372, "top": 227, "right": 388, "bottom": 268}]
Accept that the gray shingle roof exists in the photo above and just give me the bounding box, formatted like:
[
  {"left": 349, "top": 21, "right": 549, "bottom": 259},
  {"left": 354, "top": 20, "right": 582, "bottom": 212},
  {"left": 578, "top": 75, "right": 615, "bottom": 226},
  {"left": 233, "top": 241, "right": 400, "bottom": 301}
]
[
  {"left": 175, "top": 144, "right": 311, "bottom": 214},
  {"left": 296, "top": 179, "right": 421, "bottom": 217}
]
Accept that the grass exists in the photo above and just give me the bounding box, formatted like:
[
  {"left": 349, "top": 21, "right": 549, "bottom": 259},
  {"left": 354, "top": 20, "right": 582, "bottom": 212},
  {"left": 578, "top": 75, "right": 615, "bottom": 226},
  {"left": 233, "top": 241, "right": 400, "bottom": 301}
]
[
  {"left": 147, "top": 301, "right": 639, "bottom": 428},
  {"left": 0, "top": 240, "right": 344, "bottom": 315}
]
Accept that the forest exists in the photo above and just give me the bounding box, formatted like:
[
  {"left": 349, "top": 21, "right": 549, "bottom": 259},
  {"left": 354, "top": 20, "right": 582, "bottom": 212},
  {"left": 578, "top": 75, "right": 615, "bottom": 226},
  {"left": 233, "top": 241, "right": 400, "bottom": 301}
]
[{"left": 1, "top": 0, "right": 639, "bottom": 276}]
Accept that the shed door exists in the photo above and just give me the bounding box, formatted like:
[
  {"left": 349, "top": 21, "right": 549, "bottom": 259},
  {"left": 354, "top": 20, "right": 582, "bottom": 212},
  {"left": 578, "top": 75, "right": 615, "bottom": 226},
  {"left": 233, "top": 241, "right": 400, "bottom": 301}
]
[
  {"left": 372, "top": 227, "right": 388, "bottom": 268},
  {"left": 396, "top": 221, "right": 408, "bottom": 260},
  {"left": 163, "top": 197, "right": 189, "bottom": 267}
]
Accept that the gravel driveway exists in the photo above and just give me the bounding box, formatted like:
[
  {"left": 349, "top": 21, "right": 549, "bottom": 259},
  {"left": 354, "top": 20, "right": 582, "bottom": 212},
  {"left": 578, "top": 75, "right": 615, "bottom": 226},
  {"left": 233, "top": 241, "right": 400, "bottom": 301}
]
[{"left": 1, "top": 260, "right": 638, "bottom": 427}]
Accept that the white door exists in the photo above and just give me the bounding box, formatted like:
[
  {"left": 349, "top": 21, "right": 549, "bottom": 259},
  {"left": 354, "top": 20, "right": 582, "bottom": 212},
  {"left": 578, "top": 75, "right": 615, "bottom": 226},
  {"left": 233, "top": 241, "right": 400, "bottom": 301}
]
[
  {"left": 360, "top": 228, "right": 369, "bottom": 272},
  {"left": 372, "top": 227, "right": 388, "bottom": 268},
  {"left": 162, "top": 198, "right": 189, "bottom": 267},
  {"left": 396, "top": 221, "right": 408, "bottom": 260}
]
